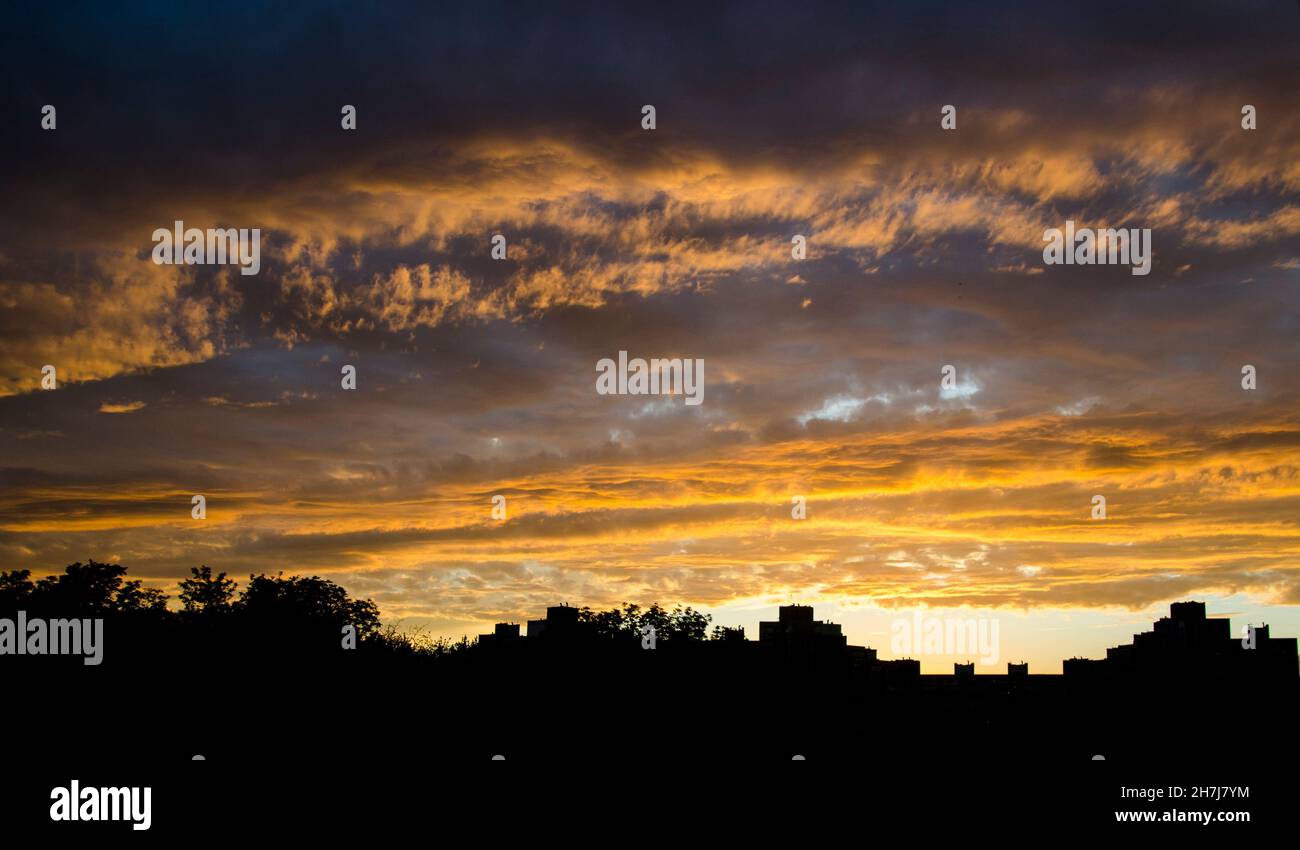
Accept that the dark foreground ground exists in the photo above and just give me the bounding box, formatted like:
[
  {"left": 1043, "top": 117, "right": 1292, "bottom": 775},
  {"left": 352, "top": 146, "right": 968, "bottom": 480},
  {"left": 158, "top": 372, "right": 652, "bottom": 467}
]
[{"left": 3, "top": 635, "right": 1293, "bottom": 837}]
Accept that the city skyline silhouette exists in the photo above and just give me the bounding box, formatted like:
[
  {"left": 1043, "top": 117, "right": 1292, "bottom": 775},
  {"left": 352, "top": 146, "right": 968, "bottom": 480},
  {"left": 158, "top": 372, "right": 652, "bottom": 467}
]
[{"left": 3, "top": 560, "right": 1294, "bottom": 770}]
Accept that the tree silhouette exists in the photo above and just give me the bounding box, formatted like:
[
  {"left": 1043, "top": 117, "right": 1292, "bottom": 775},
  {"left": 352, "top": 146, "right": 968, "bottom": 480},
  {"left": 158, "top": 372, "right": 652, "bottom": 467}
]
[
  {"left": 0, "top": 569, "right": 33, "bottom": 610},
  {"left": 711, "top": 625, "right": 746, "bottom": 642},
  {"left": 0, "top": 561, "right": 383, "bottom": 648},
  {"left": 236, "top": 572, "right": 381, "bottom": 639},
  {"left": 178, "top": 566, "right": 237, "bottom": 614},
  {"left": 0, "top": 560, "right": 167, "bottom": 616},
  {"left": 577, "top": 602, "right": 712, "bottom": 644},
  {"left": 112, "top": 578, "right": 168, "bottom": 614}
]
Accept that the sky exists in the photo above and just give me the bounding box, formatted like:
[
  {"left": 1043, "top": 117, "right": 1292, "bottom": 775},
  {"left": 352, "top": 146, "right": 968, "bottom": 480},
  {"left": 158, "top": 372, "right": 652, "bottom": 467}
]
[{"left": 2, "top": 1, "right": 1300, "bottom": 672}]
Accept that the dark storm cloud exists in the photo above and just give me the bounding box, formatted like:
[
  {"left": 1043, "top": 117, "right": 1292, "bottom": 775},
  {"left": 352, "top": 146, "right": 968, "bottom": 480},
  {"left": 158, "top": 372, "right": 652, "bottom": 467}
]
[{"left": 4, "top": 1, "right": 1300, "bottom": 200}]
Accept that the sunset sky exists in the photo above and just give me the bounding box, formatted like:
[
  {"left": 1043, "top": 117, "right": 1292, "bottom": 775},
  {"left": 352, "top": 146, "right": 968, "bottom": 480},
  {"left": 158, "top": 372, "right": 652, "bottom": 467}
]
[{"left": 3, "top": 2, "right": 1300, "bottom": 671}]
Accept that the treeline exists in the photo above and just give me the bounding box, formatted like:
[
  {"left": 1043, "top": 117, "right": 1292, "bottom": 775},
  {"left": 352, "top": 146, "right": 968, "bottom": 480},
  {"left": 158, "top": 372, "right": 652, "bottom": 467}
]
[
  {"left": 0, "top": 560, "right": 726, "bottom": 659},
  {"left": 575, "top": 602, "right": 735, "bottom": 643}
]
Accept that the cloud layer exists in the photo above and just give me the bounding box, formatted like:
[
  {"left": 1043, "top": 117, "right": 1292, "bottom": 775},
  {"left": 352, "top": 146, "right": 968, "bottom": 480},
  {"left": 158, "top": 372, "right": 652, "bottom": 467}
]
[{"left": 2, "top": 1, "right": 1299, "bottom": 650}]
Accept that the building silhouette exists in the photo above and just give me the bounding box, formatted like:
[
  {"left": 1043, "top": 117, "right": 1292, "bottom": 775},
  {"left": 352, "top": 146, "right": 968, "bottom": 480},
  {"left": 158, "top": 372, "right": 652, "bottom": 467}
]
[
  {"left": 526, "top": 604, "right": 580, "bottom": 640},
  {"left": 477, "top": 622, "right": 521, "bottom": 646},
  {"left": 1067, "top": 600, "right": 1298, "bottom": 682},
  {"left": 713, "top": 626, "right": 747, "bottom": 643},
  {"left": 471, "top": 598, "right": 1295, "bottom": 686},
  {"left": 758, "top": 604, "right": 847, "bottom": 652},
  {"left": 1062, "top": 657, "right": 1106, "bottom": 677}
]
